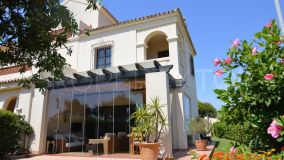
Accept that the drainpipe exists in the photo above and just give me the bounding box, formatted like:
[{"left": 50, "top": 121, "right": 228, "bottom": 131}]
[{"left": 274, "top": 0, "right": 284, "bottom": 34}]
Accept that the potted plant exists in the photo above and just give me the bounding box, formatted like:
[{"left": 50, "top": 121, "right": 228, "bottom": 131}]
[
  {"left": 131, "top": 97, "right": 167, "bottom": 160},
  {"left": 189, "top": 117, "right": 208, "bottom": 151}
]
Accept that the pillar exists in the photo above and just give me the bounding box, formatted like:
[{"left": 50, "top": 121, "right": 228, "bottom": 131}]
[{"left": 146, "top": 71, "right": 172, "bottom": 157}]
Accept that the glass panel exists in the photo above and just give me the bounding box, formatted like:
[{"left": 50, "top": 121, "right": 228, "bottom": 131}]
[
  {"left": 183, "top": 95, "right": 190, "bottom": 132},
  {"left": 46, "top": 79, "right": 145, "bottom": 155}
]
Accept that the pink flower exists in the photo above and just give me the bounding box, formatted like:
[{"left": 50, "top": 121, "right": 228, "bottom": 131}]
[
  {"left": 215, "top": 69, "right": 223, "bottom": 77},
  {"left": 265, "top": 22, "right": 272, "bottom": 28},
  {"left": 230, "top": 146, "right": 237, "bottom": 155},
  {"left": 267, "top": 120, "right": 283, "bottom": 138},
  {"left": 252, "top": 47, "right": 257, "bottom": 55},
  {"left": 224, "top": 57, "right": 232, "bottom": 65},
  {"left": 281, "top": 59, "right": 284, "bottom": 64},
  {"left": 264, "top": 74, "right": 274, "bottom": 80},
  {"left": 213, "top": 58, "right": 221, "bottom": 66},
  {"left": 231, "top": 38, "right": 240, "bottom": 48}
]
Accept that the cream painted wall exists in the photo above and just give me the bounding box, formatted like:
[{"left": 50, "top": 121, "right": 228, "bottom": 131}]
[
  {"left": 146, "top": 72, "right": 172, "bottom": 157},
  {"left": 62, "top": 0, "right": 115, "bottom": 30}
]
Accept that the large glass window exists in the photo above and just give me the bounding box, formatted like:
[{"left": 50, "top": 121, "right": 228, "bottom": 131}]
[
  {"left": 96, "top": 46, "right": 111, "bottom": 69},
  {"left": 46, "top": 79, "right": 145, "bottom": 155},
  {"left": 183, "top": 95, "right": 191, "bottom": 132}
]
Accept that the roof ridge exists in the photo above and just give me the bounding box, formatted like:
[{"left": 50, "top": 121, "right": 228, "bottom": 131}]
[{"left": 85, "top": 8, "right": 180, "bottom": 33}]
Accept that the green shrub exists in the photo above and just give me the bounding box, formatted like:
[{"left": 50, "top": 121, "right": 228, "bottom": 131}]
[
  {"left": 212, "top": 121, "right": 226, "bottom": 138},
  {"left": 212, "top": 121, "right": 255, "bottom": 148},
  {"left": 0, "top": 109, "right": 33, "bottom": 155},
  {"left": 189, "top": 117, "right": 207, "bottom": 137},
  {"left": 223, "top": 123, "right": 254, "bottom": 145}
]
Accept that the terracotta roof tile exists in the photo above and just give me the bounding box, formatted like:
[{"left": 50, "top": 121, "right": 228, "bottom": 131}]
[
  {"left": 87, "top": 9, "right": 180, "bottom": 33},
  {"left": 101, "top": 6, "right": 118, "bottom": 23},
  {"left": 0, "top": 78, "right": 28, "bottom": 84}
]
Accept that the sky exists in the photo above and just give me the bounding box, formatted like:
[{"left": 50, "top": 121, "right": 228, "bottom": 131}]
[{"left": 101, "top": 0, "right": 283, "bottom": 110}]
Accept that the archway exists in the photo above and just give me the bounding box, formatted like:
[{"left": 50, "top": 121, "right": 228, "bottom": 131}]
[
  {"left": 145, "top": 31, "right": 169, "bottom": 60},
  {"left": 4, "top": 97, "right": 17, "bottom": 112}
]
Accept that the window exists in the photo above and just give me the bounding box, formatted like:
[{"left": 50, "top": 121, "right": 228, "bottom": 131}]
[
  {"left": 158, "top": 50, "right": 169, "bottom": 58},
  {"left": 183, "top": 95, "right": 191, "bottom": 132},
  {"left": 190, "top": 55, "right": 195, "bottom": 76},
  {"left": 96, "top": 46, "right": 111, "bottom": 69}
]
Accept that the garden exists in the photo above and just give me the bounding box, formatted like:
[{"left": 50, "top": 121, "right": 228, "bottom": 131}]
[{"left": 209, "top": 19, "right": 284, "bottom": 159}]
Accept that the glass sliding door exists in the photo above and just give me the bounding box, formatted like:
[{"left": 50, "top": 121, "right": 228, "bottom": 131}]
[{"left": 46, "top": 79, "right": 145, "bottom": 155}]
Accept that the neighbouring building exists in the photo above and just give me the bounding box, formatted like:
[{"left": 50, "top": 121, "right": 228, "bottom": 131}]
[{"left": 0, "top": 0, "right": 198, "bottom": 157}]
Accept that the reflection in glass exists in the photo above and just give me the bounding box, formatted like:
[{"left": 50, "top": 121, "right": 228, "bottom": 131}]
[{"left": 46, "top": 79, "right": 145, "bottom": 155}]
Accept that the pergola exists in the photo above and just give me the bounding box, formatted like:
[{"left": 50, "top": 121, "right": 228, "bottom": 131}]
[{"left": 47, "top": 60, "right": 186, "bottom": 89}]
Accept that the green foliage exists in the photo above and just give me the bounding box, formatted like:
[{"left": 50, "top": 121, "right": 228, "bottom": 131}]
[
  {"left": 214, "top": 20, "right": 284, "bottom": 150},
  {"left": 189, "top": 117, "right": 206, "bottom": 137},
  {"left": 198, "top": 100, "right": 217, "bottom": 118},
  {"left": 0, "top": 109, "right": 33, "bottom": 155},
  {"left": 212, "top": 121, "right": 226, "bottom": 138},
  {"left": 212, "top": 121, "right": 257, "bottom": 150},
  {"left": 0, "top": 0, "right": 97, "bottom": 91},
  {"left": 132, "top": 97, "right": 167, "bottom": 143}
]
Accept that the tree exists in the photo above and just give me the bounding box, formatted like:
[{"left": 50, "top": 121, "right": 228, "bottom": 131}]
[
  {"left": 214, "top": 20, "right": 284, "bottom": 150},
  {"left": 198, "top": 100, "right": 217, "bottom": 118},
  {"left": 0, "top": 0, "right": 98, "bottom": 91}
]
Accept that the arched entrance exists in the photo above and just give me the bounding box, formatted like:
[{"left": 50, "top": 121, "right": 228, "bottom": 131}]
[{"left": 4, "top": 97, "right": 18, "bottom": 112}]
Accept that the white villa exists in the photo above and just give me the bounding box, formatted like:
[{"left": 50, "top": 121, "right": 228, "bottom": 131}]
[{"left": 0, "top": 0, "right": 198, "bottom": 157}]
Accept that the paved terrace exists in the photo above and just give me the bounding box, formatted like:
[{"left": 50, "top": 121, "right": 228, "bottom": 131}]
[{"left": 13, "top": 143, "right": 215, "bottom": 160}]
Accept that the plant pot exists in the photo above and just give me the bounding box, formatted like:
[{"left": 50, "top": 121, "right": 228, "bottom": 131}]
[
  {"left": 195, "top": 139, "right": 208, "bottom": 151},
  {"left": 139, "top": 143, "right": 160, "bottom": 160}
]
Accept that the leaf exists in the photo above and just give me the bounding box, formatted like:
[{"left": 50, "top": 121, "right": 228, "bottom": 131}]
[{"left": 265, "top": 99, "right": 271, "bottom": 107}]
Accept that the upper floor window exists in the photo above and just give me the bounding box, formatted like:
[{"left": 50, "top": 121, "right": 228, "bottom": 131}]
[
  {"left": 190, "top": 55, "right": 195, "bottom": 76},
  {"left": 96, "top": 46, "right": 111, "bottom": 69}
]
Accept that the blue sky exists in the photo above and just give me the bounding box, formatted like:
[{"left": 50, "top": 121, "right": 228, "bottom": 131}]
[{"left": 100, "top": 0, "right": 283, "bottom": 110}]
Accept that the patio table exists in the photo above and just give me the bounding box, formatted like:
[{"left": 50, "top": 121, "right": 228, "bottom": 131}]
[{"left": 88, "top": 139, "right": 110, "bottom": 155}]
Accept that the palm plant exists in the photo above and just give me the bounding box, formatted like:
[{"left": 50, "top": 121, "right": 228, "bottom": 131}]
[{"left": 131, "top": 97, "right": 167, "bottom": 143}]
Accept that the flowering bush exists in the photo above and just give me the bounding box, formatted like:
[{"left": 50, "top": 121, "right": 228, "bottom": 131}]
[
  {"left": 214, "top": 19, "right": 284, "bottom": 150},
  {"left": 267, "top": 115, "right": 284, "bottom": 141},
  {"left": 212, "top": 147, "right": 284, "bottom": 160}
]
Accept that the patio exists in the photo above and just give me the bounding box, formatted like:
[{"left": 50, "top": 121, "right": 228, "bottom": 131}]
[{"left": 14, "top": 143, "right": 215, "bottom": 160}]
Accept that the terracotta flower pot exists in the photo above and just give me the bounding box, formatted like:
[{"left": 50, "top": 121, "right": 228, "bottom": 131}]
[
  {"left": 139, "top": 143, "right": 160, "bottom": 160},
  {"left": 195, "top": 139, "right": 208, "bottom": 151}
]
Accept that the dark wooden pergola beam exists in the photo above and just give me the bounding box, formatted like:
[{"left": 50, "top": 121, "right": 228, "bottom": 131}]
[
  {"left": 118, "top": 66, "right": 128, "bottom": 73},
  {"left": 135, "top": 63, "right": 146, "bottom": 72},
  {"left": 73, "top": 73, "right": 85, "bottom": 80},
  {"left": 102, "top": 68, "right": 112, "bottom": 75},
  {"left": 62, "top": 76, "right": 73, "bottom": 81},
  {"left": 153, "top": 60, "right": 161, "bottom": 69},
  {"left": 87, "top": 70, "right": 98, "bottom": 77}
]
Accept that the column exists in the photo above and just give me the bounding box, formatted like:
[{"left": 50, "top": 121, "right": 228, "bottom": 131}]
[
  {"left": 167, "top": 37, "right": 182, "bottom": 79},
  {"left": 146, "top": 71, "right": 172, "bottom": 157},
  {"left": 136, "top": 43, "right": 148, "bottom": 62},
  {"left": 29, "top": 89, "right": 48, "bottom": 153}
]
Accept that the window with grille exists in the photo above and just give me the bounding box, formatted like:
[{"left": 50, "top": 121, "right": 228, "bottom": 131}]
[{"left": 96, "top": 46, "right": 111, "bottom": 69}]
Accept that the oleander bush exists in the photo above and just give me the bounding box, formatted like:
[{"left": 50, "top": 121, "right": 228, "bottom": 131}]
[{"left": 214, "top": 19, "right": 284, "bottom": 151}]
